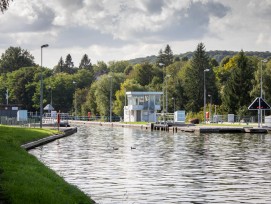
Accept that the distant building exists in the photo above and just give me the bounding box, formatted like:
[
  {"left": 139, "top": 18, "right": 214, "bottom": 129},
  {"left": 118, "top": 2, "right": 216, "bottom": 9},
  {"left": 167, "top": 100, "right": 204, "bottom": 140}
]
[
  {"left": 124, "top": 91, "right": 163, "bottom": 122},
  {"left": 0, "top": 104, "right": 22, "bottom": 118}
]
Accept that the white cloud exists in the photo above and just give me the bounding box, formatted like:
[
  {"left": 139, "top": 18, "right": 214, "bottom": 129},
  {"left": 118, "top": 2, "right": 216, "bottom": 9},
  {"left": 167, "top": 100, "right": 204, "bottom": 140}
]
[{"left": 0, "top": 0, "right": 270, "bottom": 68}]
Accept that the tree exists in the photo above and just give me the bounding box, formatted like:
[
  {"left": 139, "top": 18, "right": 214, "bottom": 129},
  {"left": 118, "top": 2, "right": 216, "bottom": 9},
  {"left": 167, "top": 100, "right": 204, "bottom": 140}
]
[
  {"left": 183, "top": 43, "right": 215, "bottom": 112},
  {"left": 93, "top": 61, "right": 109, "bottom": 78},
  {"left": 53, "top": 57, "right": 64, "bottom": 74},
  {"left": 156, "top": 45, "right": 174, "bottom": 67},
  {"left": 0, "top": 0, "right": 12, "bottom": 12},
  {"left": 62, "top": 54, "right": 76, "bottom": 74},
  {"left": 79, "top": 54, "right": 92, "bottom": 71},
  {"left": 222, "top": 51, "right": 255, "bottom": 115},
  {"left": 82, "top": 73, "right": 125, "bottom": 117},
  {"left": 5, "top": 67, "right": 40, "bottom": 111},
  {"left": 129, "top": 63, "right": 154, "bottom": 86},
  {"left": 108, "top": 61, "right": 130, "bottom": 73},
  {"left": 0, "top": 47, "right": 35, "bottom": 73}
]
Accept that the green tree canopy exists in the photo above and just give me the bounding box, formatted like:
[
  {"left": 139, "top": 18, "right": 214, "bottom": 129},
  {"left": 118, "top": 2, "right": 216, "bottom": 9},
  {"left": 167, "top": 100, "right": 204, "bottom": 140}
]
[
  {"left": 0, "top": 47, "right": 35, "bottom": 73},
  {"left": 79, "top": 54, "right": 93, "bottom": 71},
  {"left": 222, "top": 51, "right": 255, "bottom": 114},
  {"left": 183, "top": 43, "right": 213, "bottom": 112}
]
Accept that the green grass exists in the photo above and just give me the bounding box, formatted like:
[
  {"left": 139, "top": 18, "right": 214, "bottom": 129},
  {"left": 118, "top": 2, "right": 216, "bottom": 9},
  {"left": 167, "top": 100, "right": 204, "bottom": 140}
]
[{"left": 0, "top": 125, "right": 95, "bottom": 204}]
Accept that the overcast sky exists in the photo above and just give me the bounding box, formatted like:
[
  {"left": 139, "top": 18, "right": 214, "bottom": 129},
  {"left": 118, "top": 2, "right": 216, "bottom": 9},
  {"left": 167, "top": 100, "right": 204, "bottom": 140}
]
[{"left": 1, "top": 0, "right": 271, "bottom": 68}]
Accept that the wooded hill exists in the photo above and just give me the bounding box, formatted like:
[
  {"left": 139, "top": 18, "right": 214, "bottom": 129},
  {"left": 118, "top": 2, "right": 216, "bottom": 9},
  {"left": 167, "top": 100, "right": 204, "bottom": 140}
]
[{"left": 128, "top": 50, "right": 271, "bottom": 65}]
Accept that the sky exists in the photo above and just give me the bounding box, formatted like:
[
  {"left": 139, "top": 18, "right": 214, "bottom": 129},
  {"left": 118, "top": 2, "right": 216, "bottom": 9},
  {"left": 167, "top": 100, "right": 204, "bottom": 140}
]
[{"left": 0, "top": 0, "right": 271, "bottom": 68}]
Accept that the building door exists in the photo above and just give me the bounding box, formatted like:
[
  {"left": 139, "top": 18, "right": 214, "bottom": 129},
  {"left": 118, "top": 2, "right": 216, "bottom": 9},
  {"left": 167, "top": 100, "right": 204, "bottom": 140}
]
[{"left": 136, "top": 110, "right": 141, "bottom": 121}]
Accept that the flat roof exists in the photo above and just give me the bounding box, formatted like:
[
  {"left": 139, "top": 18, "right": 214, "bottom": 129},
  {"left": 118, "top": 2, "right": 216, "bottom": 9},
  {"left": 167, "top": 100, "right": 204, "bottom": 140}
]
[{"left": 126, "top": 91, "right": 163, "bottom": 96}]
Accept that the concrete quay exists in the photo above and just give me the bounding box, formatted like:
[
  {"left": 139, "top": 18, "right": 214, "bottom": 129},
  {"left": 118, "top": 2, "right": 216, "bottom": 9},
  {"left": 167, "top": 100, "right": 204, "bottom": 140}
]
[
  {"left": 21, "top": 127, "right": 77, "bottom": 150},
  {"left": 69, "top": 120, "right": 270, "bottom": 134}
]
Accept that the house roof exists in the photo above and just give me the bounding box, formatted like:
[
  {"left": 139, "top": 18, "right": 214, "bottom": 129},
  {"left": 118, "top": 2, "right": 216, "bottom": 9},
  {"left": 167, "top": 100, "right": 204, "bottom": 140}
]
[{"left": 126, "top": 91, "right": 163, "bottom": 96}]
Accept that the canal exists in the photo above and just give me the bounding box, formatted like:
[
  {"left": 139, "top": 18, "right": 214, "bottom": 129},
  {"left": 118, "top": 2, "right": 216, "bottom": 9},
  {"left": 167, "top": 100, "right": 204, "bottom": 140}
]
[{"left": 29, "top": 124, "right": 271, "bottom": 203}]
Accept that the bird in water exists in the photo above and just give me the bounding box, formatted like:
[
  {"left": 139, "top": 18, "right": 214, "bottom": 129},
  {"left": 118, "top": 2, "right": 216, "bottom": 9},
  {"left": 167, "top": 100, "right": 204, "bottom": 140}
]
[
  {"left": 131, "top": 146, "right": 136, "bottom": 150},
  {"left": 113, "top": 147, "right": 119, "bottom": 150}
]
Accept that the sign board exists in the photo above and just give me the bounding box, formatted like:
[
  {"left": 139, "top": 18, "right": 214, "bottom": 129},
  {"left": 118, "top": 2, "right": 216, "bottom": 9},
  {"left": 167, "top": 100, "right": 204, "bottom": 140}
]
[
  {"left": 174, "top": 110, "right": 185, "bottom": 123},
  {"left": 248, "top": 97, "right": 271, "bottom": 110}
]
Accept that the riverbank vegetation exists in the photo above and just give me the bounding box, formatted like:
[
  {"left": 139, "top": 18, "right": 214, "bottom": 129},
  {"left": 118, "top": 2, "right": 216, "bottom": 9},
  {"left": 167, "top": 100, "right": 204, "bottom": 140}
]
[
  {"left": 0, "top": 125, "right": 95, "bottom": 204},
  {"left": 0, "top": 44, "right": 271, "bottom": 122}
]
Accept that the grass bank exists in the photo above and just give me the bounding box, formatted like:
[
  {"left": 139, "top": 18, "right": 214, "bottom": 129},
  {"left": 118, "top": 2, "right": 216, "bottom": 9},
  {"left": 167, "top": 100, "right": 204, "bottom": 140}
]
[{"left": 0, "top": 125, "right": 95, "bottom": 204}]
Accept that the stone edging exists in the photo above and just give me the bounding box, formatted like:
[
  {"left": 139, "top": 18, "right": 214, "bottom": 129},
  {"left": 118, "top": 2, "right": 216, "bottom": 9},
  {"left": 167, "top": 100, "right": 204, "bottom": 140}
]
[{"left": 21, "top": 127, "right": 77, "bottom": 150}]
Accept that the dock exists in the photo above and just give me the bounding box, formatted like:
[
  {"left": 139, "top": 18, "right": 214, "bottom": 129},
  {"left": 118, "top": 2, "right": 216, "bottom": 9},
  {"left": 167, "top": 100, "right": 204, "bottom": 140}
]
[{"left": 153, "top": 123, "right": 270, "bottom": 134}]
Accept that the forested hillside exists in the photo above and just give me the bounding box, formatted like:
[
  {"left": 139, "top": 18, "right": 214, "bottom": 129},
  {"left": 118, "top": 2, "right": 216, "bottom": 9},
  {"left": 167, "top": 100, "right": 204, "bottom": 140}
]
[{"left": 128, "top": 50, "right": 271, "bottom": 65}]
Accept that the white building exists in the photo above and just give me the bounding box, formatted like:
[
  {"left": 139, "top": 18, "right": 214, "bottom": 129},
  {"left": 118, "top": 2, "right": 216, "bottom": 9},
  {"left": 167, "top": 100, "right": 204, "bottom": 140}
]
[{"left": 124, "top": 91, "right": 163, "bottom": 122}]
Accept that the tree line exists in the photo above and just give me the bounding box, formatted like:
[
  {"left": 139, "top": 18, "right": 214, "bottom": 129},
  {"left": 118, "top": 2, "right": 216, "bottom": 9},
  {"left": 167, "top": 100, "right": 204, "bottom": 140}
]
[{"left": 0, "top": 43, "right": 270, "bottom": 121}]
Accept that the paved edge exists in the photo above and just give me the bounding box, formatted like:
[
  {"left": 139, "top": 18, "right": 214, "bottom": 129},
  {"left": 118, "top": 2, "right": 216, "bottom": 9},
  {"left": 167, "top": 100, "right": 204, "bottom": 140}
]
[{"left": 21, "top": 127, "right": 77, "bottom": 150}]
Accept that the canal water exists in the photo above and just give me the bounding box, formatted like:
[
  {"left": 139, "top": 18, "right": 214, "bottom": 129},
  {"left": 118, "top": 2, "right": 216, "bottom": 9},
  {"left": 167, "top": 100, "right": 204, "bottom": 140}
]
[{"left": 29, "top": 125, "right": 271, "bottom": 204}]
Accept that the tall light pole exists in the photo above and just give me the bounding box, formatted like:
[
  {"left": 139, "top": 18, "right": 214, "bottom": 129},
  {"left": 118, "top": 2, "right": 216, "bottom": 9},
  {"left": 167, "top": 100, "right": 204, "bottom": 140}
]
[
  {"left": 204, "top": 68, "right": 210, "bottom": 124},
  {"left": 73, "top": 81, "right": 77, "bottom": 117},
  {"left": 172, "top": 97, "right": 175, "bottom": 113},
  {"left": 49, "top": 86, "right": 53, "bottom": 113},
  {"left": 109, "top": 75, "right": 113, "bottom": 122},
  {"left": 208, "top": 94, "right": 212, "bottom": 123},
  {"left": 260, "top": 59, "right": 268, "bottom": 127},
  {"left": 165, "top": 74, "right": 171, "bottom": 115},
  {"left": 159, "top": 62, "right": 165, "bottom": 122},
  {"left": 40, "top": 44, "right": 49, "bottom": 128}
]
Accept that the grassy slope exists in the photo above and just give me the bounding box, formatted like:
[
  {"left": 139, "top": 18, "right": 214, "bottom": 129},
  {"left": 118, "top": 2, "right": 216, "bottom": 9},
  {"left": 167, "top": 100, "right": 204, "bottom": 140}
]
[{"left": 0, "top": 125, "right": 95, "bottom": 204}]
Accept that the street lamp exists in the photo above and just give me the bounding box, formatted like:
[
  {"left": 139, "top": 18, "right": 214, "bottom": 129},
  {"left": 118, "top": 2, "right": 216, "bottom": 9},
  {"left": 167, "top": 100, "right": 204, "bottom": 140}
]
[
  {"left": 159, "top": 62, "right": 165, "bottom": 122},
  {"left": 109, "top": 75, "right": 113, "bottom": 122},
  {"left": 204, "top": 68, "right": 210, "bottom": 124},
  {"left": 40, "top": 44, "right": 49, "bottom": 128},
  {"left": 165, "top": 74, "right": 171, "bottom": 115},
  {"left": 208, "top": 94, "right": 212, "bottom": 123},
  {"left": 49, "top": 86, "right": 53, "bottom": 113},
  {"left": 260, "top": 59, "right": 268, "bottom": 127},
  {"left": 172, "top": 97, "right": 175, "bottom": 113},
  {"left": 73, "top": 81, "right": 77, "bottom": 117}
]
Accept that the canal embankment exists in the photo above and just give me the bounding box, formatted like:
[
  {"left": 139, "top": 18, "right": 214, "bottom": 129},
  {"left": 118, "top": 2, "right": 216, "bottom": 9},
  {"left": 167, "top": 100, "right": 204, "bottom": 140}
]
[
  {"left": 0, "top": 125, "right": 95, "bottom": 204},
  {"left": 69, "top": 120, "right": 271, "bottom": 134}
]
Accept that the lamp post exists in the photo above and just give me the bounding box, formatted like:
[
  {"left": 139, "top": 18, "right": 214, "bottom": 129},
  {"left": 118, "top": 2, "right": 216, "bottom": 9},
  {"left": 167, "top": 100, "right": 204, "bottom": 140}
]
[
  {"left": 172, "top": 97, "right": 175, "bottom": 113},
  {"left": 40, "top": 44, "right": 49, "bottom": 128},
  {"left": 260, "top": 59, "right": 268, "bottom": 127},
  {"left": 159, "top": 62, "right": 165, "bottom": 122},
  {"left": 208, "top": 94, "right": 212, "bottom": 123},
  {"left": 165, "top": 74, "right": 171, "bottom": 115},
  {"left": 49, "top": 86, "right": 53, "bottom": 113},
  {"left": 73, "top": 81, "right": 77, "bottom": 117},
  {"left": 204, "top": 68, "right": 210, "bottom": 124},
  {"left": 109, "top": 75, "right": 113, "bottom": 122}
]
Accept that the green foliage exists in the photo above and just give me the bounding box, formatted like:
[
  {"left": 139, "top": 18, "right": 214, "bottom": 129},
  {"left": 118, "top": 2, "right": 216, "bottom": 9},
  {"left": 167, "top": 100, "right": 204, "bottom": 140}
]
[
  {"left": 222, "top": 51, "right": 255, "bottom": 114},
  {"left": 0, "top": 47, "right": 35, "bottom": 73},
  {"left": 129, "top": 63, "right": 155, "bottom": 86},
  {"left": 108, "top": 60, "right": 129, "bottom": 73},
  {"left": 93, "top": 61, "right": 109, "bottom": 78},
  {"left": 5, "top": 67, "right": 41, "bottom": 110},
  {"left": 156, "top": 44, "right": 174, "bottom": 66},
  {"left": 183, "top": 43, "right": 213, "bottom": 112},
  {"left": 79, "top": 54, "right": 92, "bottom": 71}
]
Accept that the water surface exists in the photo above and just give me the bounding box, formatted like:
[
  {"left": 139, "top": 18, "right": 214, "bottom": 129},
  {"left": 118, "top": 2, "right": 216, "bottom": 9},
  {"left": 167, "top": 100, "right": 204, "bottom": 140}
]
[{"left": 29, "top": 125, "right": 271, "bottom": 203}]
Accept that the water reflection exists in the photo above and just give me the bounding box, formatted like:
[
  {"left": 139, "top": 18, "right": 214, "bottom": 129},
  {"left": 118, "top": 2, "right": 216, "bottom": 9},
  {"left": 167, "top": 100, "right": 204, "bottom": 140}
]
[{"left": 29, "top": 125, "right": 271, "bottom": 203}]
